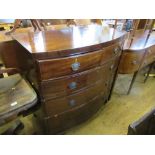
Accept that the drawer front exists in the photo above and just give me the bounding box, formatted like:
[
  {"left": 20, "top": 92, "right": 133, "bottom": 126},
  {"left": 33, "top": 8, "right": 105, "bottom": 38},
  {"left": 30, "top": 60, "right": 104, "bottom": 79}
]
[
  {"left": 118, "top": 50, "right": 145, "bottom": 74},
  {"left": 100, "top": 43, "right": 122, "bottom": 65},
  {"left": 41, "top": 58, "right": 117, "bottom": 100},
  {"left": 44, "top": 80, "right": 108, "bottom": 116},
  {"left": 38, "top": 50, "right": 103, "bottom": 80},
  {"left": 44, "top": 94, "right": 106, "bottom": 134},
  {"left": 38, "top": 43, "right": 121, "bottom": 80}
]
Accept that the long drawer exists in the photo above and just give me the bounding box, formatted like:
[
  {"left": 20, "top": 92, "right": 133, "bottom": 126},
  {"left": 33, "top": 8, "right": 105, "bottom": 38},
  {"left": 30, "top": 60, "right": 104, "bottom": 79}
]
[
  {"left": 41, "top": 58, "right": 117, "bottom": 100},
  {"left": 38, "top": 43, "right": 121, "bottom": 80},
  {"left": 44, "top": 94, "right": 106, "bottom": 134},
  {"left": 43, "top": 79, "right": 108, "bottom": 116}
]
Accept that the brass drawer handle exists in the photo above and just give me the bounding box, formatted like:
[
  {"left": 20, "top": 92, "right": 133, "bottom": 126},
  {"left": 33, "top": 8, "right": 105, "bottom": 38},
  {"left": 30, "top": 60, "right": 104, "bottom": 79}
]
[
  {"left": 69, "top": 99, "right": 76, "bottom": 107},
  {"left": 69, "top": 82, "right": 77, "bottom": 90},
  {"left": 113, "top": 47, "right": 121, "bottom": 54},
  {"left": 71, "top": 62, "right": 80, "bottom": 71}
]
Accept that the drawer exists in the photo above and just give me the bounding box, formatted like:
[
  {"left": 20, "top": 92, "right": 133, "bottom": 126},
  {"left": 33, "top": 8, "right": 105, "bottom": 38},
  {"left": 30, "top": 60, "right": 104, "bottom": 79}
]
[
  {"left": 38, "top": 43, "right": 121, "bottom": 80},
  {"left": 38, "top": 50, "right": 103, "bottom": 80},
  {"left": 100, "top": 43, "right": 122, "bottom": 65},
  {"left": 41, "top": 58, "right": 117, "bottom": 100},
  {"left": 44, "top": 94, "right": 105, "bottom": 134},
  {"left": 118, "top": 50, "right": 145, "bottom": 74},
  {"left": 44, "top": 80, "right": 108, "bottom": 116}
]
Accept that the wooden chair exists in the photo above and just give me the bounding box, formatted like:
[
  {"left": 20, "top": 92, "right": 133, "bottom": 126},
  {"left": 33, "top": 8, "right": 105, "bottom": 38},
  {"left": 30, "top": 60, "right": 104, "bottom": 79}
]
[
  {"left": 0, "top": 68, "right": 38, "bottom": 134},
  {"left": 128, "top": 108, "right": 155, "bottom": 135}
]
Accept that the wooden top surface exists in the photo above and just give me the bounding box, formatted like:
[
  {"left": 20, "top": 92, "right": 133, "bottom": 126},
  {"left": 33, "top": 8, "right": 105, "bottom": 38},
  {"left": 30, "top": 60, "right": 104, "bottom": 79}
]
[
  {"left": 124, "top": 30, "right": 155, "bottom": 51},
  {"left": 12, "top": 24, "right": 126, "bottom": 59}
]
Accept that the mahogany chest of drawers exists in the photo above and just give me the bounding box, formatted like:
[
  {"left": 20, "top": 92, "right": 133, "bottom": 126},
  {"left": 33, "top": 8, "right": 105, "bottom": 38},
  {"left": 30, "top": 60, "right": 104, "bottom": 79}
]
[{"left": 6, "top": 25, "right": 126, "bottom": 134}]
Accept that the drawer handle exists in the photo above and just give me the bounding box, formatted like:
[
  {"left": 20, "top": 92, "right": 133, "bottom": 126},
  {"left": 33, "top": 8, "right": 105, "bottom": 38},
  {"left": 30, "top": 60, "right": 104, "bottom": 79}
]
[
  {"left": 71, "top": 62, "right": 80, "bottom": 71},
  {"left": 105, "top": 82, "right": 108, "bottom": 86},
  {"left": 69, "top": 82, "right": 77, "bottom": 90},
  {"left": 132, "top": 60, "right": 138, "bottom": 65},
  {"left": 69, "top": 99, "right": 76, "bottom": 107},
  {"left": 113, "top": 47, "right": 121, "bottom": 54},
  {"left": 110, "top": 64, "right": 114, "bottom": 70},
  {"left": 143, "top": 61, "right": 147, "bottom": 65}
]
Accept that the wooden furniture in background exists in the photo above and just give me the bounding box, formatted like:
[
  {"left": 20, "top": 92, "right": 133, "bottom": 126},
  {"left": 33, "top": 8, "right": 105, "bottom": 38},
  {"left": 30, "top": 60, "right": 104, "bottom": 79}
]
[
  {"left": 0, "top": 24, "right": 126, "bottom": 134},
  {"left": 118, "top": 19, "right": 155, "bottom": 94}
]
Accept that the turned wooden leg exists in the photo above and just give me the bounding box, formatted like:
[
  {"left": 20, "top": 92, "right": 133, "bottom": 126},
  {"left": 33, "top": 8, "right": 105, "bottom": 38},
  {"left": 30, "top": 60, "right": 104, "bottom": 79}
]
[
  {"left": 144, "top": 62, "right": 155, "bottom": 83},
  {"left": 127, "top": 71, "right": 138, "bottom": 95}
]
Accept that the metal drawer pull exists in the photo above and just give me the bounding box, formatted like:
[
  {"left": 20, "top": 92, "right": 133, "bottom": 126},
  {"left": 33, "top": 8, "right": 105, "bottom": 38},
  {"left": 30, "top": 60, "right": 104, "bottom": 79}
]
[
  {"left": 113, "top": 47, "right": 121, "bottom": 54},
  {"left": 132, "top": 60, "right": 138, "bottom": 65},
  {"left": 69, "top": 82, "right": 77, "bottom": 90},
  {"left": 71, "top": 61, "right": 80, "bottom": 71},
  {"left": 105, "top": 82, "right": 108, "bottom": 86},
  {"left": 69, "top": 99, "right": 76, "bottom": 107},
  {"left": 143, "top": 61, "right": 147, "bottom": 65},
  {"left": 110, "top": 64, "right": 114, "bottom": 70}
]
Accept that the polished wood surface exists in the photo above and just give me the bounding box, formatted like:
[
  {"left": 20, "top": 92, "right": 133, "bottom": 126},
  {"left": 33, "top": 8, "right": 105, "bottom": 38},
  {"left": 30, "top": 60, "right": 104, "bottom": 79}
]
[
  {"left": 12, "top": 24, "right": 126, "bottom": 59},
  {"left": 1, "top": 24, "right": 126, "bottom": 134},
  {"left": 46, "top": 94, "right": 105, "bottom": 134},
  {"left": 44, "top": 80, "right": 107, "bottom": 116},
  {"left": 41, "top": 58, "right": 117, "bottom": 100},
  {"left": 119, "top": 30, "right": 155, "bottom": 74},
  {"left": 118, "top": 25, "right": 155, "bottom": 94},
  {"left": 124, "top": 30, "right": 155, "bottom": 50},
  {"left": 38, "top": 43, "right": 121, "bottom": 80}
]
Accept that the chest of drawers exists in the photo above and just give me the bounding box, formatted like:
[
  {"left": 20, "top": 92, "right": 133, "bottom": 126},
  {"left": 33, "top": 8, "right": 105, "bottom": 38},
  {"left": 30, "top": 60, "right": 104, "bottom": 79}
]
[{"left": 8, "top": 25, "right": 126, "bottom": 134}]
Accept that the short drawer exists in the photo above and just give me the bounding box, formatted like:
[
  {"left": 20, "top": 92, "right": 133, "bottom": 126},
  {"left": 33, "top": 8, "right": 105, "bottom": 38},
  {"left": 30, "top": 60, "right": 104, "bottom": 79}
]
[
  {"left": 38, "top": 50, "right": 103, "bottom": 80},
  {"left": 44, "top": 80, "right": 108, "bottom": 116},
  {"left": 100, "top": 43, "right": 122, "bottom": 65},
  {"left": 119, "top": 50, "right": 146, "bottom": 74},
  {"left": 41, "top": 58, "right": 117, "bottom": 100}
]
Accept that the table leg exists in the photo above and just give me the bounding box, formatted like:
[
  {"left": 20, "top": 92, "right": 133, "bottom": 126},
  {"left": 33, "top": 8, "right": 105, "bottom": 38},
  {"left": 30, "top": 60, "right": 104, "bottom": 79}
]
[
  {"left": 144, "top": 62, "right": 154, "bottom": 83},
  {"left": 127, "top": 71, "right": 138, "bottom": 95}
]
